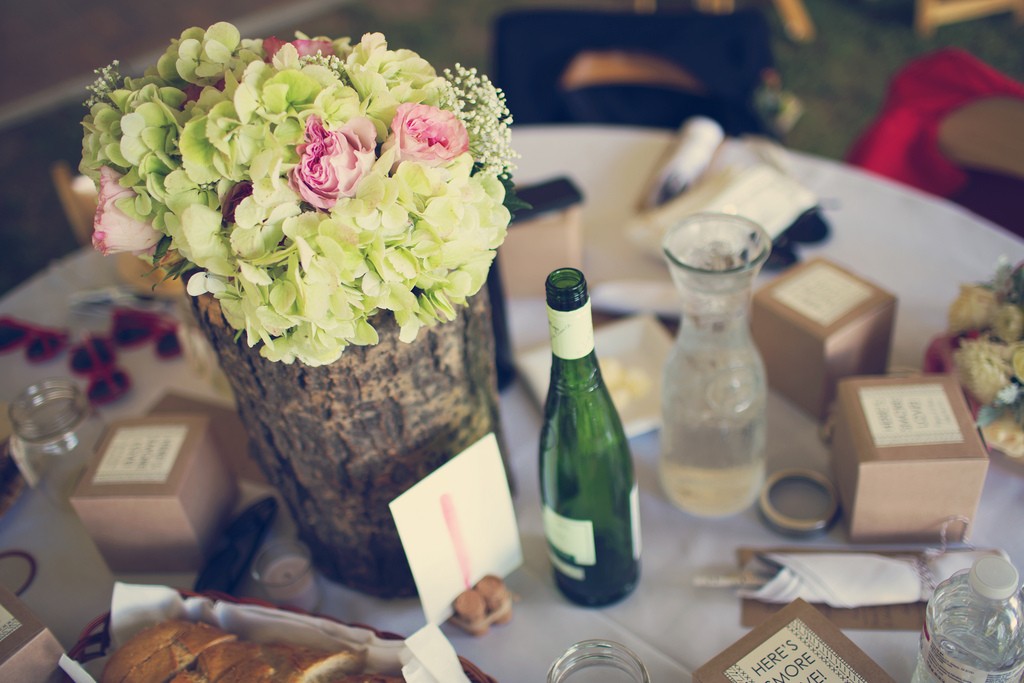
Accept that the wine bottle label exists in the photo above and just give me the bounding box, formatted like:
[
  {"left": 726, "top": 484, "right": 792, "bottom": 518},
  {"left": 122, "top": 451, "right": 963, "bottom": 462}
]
[
  {"left": 918, "top": 624, "right": 1024, "bottom": 683},
  {"left": 547, "top": 301, "right": 595, "bottom": 360},
  {"left": 543, "top": 505, "right": 596, "bottom": 577}
]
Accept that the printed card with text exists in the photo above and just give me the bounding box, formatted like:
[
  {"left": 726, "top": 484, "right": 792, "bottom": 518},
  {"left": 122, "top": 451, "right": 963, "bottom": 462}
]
[{"left": 390, "top": 433, "right": 522, "bottom": 626}]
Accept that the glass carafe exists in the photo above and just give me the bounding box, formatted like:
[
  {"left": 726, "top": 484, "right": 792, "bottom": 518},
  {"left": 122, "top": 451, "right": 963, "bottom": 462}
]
[{"left": 659, "top": 213, "right": 771, "bottom": 517}]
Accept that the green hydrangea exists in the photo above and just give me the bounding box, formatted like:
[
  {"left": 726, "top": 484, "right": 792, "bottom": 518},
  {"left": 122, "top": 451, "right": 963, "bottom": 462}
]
[{"left": 81, "top": 23, "right": 516, "bottom": 366}]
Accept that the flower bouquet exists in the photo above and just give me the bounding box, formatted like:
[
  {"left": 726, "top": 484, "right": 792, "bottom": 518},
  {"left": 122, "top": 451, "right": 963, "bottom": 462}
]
[
  {"left": 80, "top": 22, "right": 518, "bottom": 366},
  {"left": 925, "top": 259, "right": 1024, "bottom": 458},
  {"left": 78, "top": 23, "right": 520, "bottom": 596}
]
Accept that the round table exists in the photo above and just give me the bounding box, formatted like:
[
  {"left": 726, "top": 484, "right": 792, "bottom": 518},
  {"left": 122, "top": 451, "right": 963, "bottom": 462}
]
[{"left": 0, "top": 124, "right": 1021, "bottom": 681}]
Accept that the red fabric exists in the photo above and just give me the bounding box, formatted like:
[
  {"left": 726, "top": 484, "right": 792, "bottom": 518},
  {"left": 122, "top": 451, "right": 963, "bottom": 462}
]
[{"left": 846, "top": 48, "right": 1024, "bottom": 197}]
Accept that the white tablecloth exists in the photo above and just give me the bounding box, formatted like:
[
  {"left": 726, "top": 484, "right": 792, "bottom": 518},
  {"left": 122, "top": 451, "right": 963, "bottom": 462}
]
[{"left": 1, "top": 124, "right": 1022, "bottom": 681}]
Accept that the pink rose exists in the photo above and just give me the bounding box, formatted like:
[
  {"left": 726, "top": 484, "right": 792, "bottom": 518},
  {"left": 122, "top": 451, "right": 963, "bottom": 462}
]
[
  {"left": 383, "top": 103, "right": 469, "bottom": 168},
  {"left": 263, "top": 36, "right": 334, "bottom": 61},
  {"left": 92, "top": 167, "right": 162, "bottom": 256},
  {"left": 289, "top": 115, "right": 378, "bottom": 210}
]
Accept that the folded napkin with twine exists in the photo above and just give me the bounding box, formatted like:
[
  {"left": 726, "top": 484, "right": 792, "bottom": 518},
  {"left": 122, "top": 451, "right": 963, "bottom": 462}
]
[{"left": 737, "top": 549, "right": 1003, "bottom": 609}]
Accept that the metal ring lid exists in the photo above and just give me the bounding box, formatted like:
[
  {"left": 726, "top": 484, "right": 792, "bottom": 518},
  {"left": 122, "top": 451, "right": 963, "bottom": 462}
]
[{"left": 758, "top": 468, "right": 839, "bottom": 537}]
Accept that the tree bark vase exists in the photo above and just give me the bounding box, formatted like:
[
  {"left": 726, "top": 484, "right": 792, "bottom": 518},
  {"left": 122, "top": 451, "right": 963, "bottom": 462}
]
[{"left": 190, "top": 289, "right": 504, "bottom": 598}]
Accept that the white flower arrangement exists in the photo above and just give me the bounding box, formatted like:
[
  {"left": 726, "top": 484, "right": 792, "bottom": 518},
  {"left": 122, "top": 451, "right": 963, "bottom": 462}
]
[
  {"left": 945, "top": 259, "right": 1024, "bottom": 457},
  {"left": 80, "top": 23, "right": 522, "bottom": 366}
]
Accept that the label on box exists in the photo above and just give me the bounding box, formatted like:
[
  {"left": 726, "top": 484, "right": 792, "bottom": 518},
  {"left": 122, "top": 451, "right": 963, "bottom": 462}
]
[
  {"left": 858, "top": 384, "right": 964, "bottom": 447},
  {"left": 725, "top": 618, "right": 866, "bottom": 683},
  {"left": 0, "top": 605, "right": 22, "bottom": 642},
  {"left": 771, "top": 263, "right": 872, "bottom": 326},
  {"left": 93, "top": 424, "right": 188, "bottom": 484}
]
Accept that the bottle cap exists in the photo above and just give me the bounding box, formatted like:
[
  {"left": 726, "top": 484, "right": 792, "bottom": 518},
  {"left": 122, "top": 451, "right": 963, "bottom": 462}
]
[{"left": 969, "top": 555, "right": 1019, "bottom": 600}]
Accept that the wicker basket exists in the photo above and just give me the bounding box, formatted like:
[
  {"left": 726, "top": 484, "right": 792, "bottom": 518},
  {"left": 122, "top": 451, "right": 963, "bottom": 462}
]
[{"left": 69, "top": 589, "right": 497, "bottom": 683}]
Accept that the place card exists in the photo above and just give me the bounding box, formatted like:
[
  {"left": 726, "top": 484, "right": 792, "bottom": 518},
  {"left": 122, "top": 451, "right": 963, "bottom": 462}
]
[
  {"left": 694, "top": 598, "right": 895, "bottom": 683},
  {"left": 390, "top": 432, "right": 522, "bottom": 626}
]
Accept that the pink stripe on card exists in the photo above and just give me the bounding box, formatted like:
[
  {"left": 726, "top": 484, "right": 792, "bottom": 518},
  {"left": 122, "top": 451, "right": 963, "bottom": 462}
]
[{"left": 440, "top": 492, "right": 472, "bottom": 590}]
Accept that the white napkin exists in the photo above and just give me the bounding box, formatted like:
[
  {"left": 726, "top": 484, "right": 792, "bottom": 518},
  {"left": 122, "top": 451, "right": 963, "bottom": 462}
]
[
  {"left": 401, "top": 623, "right": 472, "bottom": 683},
  {"left": 644, "top": 116, "right": 725, "bottom": 208},
  {"left": 738, "top": 549, "right": 1004, "bottom": 609}
]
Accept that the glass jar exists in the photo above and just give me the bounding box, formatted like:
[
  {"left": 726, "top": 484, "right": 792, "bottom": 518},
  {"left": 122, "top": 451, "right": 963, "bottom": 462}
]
[
  {"left": 8, "top": 378, "right": 103, "bottom": 503},
  {"left": 659, "top": 213, "right": 771, "bottom": 517},
  {"left": 547, "top": 639, "right": 650, "bottom": 683}
]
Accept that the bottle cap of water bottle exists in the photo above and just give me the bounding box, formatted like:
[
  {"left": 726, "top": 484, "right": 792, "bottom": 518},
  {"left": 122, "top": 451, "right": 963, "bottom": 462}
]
[{"left": 969, "top": 556, "right": 1019, "bottom": 600}]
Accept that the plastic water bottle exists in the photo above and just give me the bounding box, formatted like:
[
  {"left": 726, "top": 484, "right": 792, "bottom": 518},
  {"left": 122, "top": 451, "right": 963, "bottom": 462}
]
[{"left": 910, "top": 555, "right": 1024, "bottom": 683}]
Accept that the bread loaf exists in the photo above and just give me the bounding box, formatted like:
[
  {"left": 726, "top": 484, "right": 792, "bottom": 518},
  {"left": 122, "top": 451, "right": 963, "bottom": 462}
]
[
  {"left": 102, "top": 619, "right": 375, "bottom": 683},
  {"left": 102, "top": 620, "right": 236, "bottom": 683}
]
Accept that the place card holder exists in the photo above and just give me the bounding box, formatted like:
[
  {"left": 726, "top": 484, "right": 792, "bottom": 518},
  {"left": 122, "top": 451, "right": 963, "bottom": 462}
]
[
  {"left": 830, "top": 374, "right": 988, "bottom": 542},
  {"left": 70, "top": 414, "right": 238, "bottom": 572},
  {"left": 0, "top": 584, "right": 66, "bottom": 682},
  {"left": 693, "top": 598, "right": 896, "bottom": 683},
  {"left": 751, "top": 257, "right": 896, "bottom": 421}
]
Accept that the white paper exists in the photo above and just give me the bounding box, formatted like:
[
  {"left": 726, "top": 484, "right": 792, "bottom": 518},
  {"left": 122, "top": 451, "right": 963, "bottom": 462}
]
[
  {"left": 389, "top": 433, "right": 523, "bottom": 626},
  {"left": 401, "top": 623, "right": 472, "bottom": 683}
]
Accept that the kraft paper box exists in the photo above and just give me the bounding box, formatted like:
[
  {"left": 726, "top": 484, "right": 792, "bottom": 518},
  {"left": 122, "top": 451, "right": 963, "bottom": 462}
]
[
  {"left": 149, "top": 392, "right": 265, "bottom": 483},
  {"left": 70, "top": 414, "right": 238, "bottom": 572},
  {"left": 0, "top": 584, "right": 66, "bottom": 683},
  {"left": 498, "top": 178, "right": 583, "bottom": 298},
  {"left": 751, "top": 258, "right": 895, "bottom": 420},
  {"left": 693, "top": 598, "right": 896, "bottom": 683},
  {"left": 830, "top": 375, "right": 988, "bottom": 542}
]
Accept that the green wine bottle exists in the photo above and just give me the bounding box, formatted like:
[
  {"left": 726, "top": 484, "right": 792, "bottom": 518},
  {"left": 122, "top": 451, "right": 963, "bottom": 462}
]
[{"left": 539, "top": 267, "right": 641, "bottom": 606}]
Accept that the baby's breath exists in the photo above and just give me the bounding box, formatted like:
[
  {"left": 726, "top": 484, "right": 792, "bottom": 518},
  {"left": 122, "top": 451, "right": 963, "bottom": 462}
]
[
  {"left": 443, "top": 64, "right": 517, "bottom": 178},
  {"left": 301, "top": 53, "right": 349, "bottom": 83},
  {"left": 84, "top": 61, "right": 122, "bottom": 108}
]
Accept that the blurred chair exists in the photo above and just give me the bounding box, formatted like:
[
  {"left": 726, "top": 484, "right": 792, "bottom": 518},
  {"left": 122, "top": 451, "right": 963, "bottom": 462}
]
[
  {"left": 51, "top": 160, "right": 98, "bottom": 247},
  {"left": 846, "top": 49, "right": 1024, "bottom": 237},
  {"left": 492, "top": 7, "right": 778, "bottom": 137},
  {"left": 914, "top": 0, "right": 1024, "bottom": 37},
  {"left": 937, "top": 96, "right": 1024, "bottom": 180}
]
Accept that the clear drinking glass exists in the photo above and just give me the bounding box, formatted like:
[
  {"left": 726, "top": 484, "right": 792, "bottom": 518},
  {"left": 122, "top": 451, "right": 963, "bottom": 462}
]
[
  {"left": 659, "top": 213, "right": 771, "bottom": 517},
  {"left": 547, "top": 639, "right": 651, "bottom": 683},
  {"left": 8, "top": 378, "right": 103, "bottom": 504}
]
